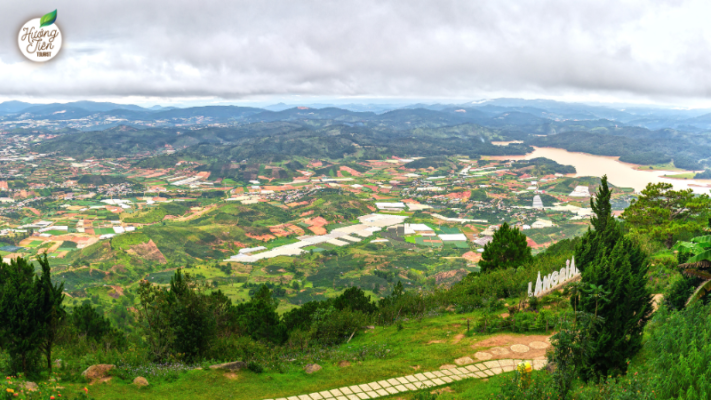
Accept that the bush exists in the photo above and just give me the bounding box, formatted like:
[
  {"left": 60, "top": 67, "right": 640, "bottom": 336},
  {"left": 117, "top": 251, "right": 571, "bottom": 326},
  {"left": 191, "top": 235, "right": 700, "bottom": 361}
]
[
  {"left": 247, "top": 361, "right": 264, "bottom": 373},
  {"left": 309, "top": 306, "right": 368, "bottom": 345}
]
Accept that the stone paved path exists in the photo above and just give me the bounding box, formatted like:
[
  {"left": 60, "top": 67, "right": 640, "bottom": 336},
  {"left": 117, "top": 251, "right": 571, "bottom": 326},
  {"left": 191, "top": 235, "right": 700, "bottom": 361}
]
[{"left": 263, "top": 358, "right": 547, "bottom": 400}]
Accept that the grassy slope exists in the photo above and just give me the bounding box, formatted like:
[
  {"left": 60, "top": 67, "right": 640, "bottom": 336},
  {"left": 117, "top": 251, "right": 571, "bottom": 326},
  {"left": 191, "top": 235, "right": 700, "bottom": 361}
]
[{"left": 76, "top": 311, "right": 530, "bottom": 400}]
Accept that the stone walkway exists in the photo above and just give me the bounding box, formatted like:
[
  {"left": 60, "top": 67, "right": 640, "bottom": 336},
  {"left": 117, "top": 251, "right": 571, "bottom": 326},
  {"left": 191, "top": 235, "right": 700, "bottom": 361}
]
[{"left": 263, "top": 358, "right": 547, "bottom": 400}]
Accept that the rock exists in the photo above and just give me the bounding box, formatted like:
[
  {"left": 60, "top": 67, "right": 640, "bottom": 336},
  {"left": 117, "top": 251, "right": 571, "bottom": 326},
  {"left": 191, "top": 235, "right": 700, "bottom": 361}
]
[
  {"left": 20, "top": 382, "right": 38, "bottom": 392},
  {"left": 133, "top": 377, "right": 149, "bottom": 387},
  {"left": 210, "top": 361, "right": 247, "bottom": 371},
  {"left": 439, "top": 364, "right": 457, "bottom": 370},
  {"left": 529, "top": 341, "right": 549, "bottom": 349},
  {"left": 474, "top": 351, "right": 493, "bottom": 360},
  {"left": 510, "top": 344, "right": 530, "bottom": 353},
  {"left": 81, "top": 364, "right": 115, "bottom": 383},
  {"left": 337, "top": 361, "right": 351, "bottom": 367},
  {"left": 454, "top": 356, "right": 474, "bottom": 365},
  {"left": 304, "top": 364, "right": 322, "bottom": 374}
]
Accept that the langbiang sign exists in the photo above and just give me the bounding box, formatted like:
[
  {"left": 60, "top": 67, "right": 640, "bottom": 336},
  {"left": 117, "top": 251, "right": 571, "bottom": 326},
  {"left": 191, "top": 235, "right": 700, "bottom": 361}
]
[{"left": 527, "top": 257, "right": 580, "bottom": 297}]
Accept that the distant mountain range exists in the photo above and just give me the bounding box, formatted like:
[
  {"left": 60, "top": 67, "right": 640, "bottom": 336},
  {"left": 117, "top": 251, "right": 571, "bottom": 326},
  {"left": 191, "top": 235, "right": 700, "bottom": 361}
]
[{"left": 5, "top": 99, "right": 711, "bottom": 133}]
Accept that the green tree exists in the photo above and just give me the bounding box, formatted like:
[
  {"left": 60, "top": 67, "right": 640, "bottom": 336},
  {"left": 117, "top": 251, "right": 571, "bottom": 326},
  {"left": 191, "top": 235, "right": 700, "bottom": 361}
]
[
  {"left": 333, "top": 286, "right": 377, "bottom": 314},
  {"left": 479, "top": 222, "right": 532, "bottom": 272},
  {"left": 37, "top": 255, "right": 66, "bottom": 373},
  {"left": 575, "top": 175, "right": 652, "bottom": 379},
  {"left": 70, "top": 303, "right": 112, "bottom": 341},
  {"left": 0, "top": 257, "right": 44, "bottom": 374},
  {"left": 235, "top": 285, "right": 286, "bottom": 344},
  {"left": 673, "top": 234, "right": 711, "bottom": 305},
  {"left": 168, "top": 270, "right": 217, "bottom": 362},
  {"left": 622, "top": 182, "right": 711, "bottom": 248}
]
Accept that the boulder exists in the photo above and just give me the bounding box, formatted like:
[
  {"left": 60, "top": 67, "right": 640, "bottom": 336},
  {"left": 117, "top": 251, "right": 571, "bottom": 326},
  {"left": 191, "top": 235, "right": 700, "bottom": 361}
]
[
  {"left": 304, "top": 363, "right": 322, "bottom": 374},
  {"left": 209, "top": 361, "right": 247, "bottom": 371},
  {"left": 81, "top": 364, "right": 115, "bottom": 382},
  {"left": 133, "top": 377, "right": 149, "bottom": 387},
  {"left": 337, "top": 361, "right": 351, "bottom": 367}
]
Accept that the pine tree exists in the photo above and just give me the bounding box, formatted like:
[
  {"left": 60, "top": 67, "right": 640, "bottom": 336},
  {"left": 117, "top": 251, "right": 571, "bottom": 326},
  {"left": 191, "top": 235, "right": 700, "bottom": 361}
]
[
  {"left": 479, "top": 222, "right": 532, "bottom": 272},
  {"left": 0, "top": 257, "right": 44, "bottom": 374},
  {"left": 37, "top": 255, "right": 65, "bottom": 373},
  {"left": 575, "top": 175, "right": 652, "bottom": 378}
]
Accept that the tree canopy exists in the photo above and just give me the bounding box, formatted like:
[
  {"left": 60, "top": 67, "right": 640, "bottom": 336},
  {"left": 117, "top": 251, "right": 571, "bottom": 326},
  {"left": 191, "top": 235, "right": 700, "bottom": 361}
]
[
  {"left": 575, "top": 175, "right": 652, "bottom": 378},
  {"left": 479, "top": 222, "right": 532, "bottom": 272},
  {"left": 622, "top": 182, "right": 711, "bottom": 248}
]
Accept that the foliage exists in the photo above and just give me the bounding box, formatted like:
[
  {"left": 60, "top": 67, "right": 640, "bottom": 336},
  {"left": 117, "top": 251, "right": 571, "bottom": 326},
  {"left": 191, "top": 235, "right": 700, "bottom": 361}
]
[
  {"left": 332, "top": 286, "right": 377, "bottom": 314},
  {"left": 0, "top": 256, "right": 63, "bottom": 375},
  {"left": 575, "top": 175, "right": 652, "bottom": 379},
  {"left": 673, "top": 234, "right": 711, "bottom": 305},
  {"left": 234, "top": 285, "right": 287, "bottom": 344},
  {"left": 479, "top": 222, "right": 532, "bottom": 272},
  {"left": 511, "top": 157, "right": 576, "bottom": 175},
  {"left": 246, "top": 361, "right": 264, "bottom": 373},
  {"left": 644, "top": 301, "right": 711, "bottom": 398},
  {"left": 547, "top": 313, "right": 599, "bottom": 398},
  {"left": 622, "top": 182, "right": 711, "bottom": 248},
  {"left": 695, "top": 169, "right": 711, "bottom": 179}
]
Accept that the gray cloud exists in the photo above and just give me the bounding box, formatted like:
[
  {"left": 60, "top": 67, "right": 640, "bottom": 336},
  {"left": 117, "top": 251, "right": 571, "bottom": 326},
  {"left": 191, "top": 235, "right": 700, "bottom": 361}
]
[{"left": 0, "top": 0, "right": 708, "bottom": 103}]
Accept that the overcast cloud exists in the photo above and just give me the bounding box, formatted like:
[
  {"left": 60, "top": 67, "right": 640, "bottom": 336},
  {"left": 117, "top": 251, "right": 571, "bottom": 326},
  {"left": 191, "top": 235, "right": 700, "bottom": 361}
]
[{"left": 2, "top": 0, "right": 711, "bottom": 105}]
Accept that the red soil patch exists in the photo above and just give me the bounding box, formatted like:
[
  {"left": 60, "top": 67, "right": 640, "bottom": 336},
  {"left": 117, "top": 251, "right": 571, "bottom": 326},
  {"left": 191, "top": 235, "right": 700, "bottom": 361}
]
[
  {"left": 126, "top": 240, "right": 167, "bottom": 264},
  {"left": 339, "top": 166, "right": 363, "bottom": 177},
  {"left": 434, "top": 269, "right": 468, "bottom": 287},
  {"left": 300, "top": 210, "right": 314, "bottom": 217},
  {"left": 462, "top": 251, "right": 482, "bottom": 263},
  {"left": 269, "top": 223, "right": 306, "bottom": 237},
  {"left": 306, "top": 216, "right": 329, "bottom": 227},
  {"left": 447, "top": 191, "right": 471, "bottom": 200},
  {"left": 25, "top": 207, "right": 41, "bottom": 216},
  {"left": 288, "top": 201, "right": 309, "bottom": 208},
  {"left": 246, "top": 232, "right": 276, "bottom": 241},
  {"left": 308, "top": 226, "right": 328, "bottom": 235}
]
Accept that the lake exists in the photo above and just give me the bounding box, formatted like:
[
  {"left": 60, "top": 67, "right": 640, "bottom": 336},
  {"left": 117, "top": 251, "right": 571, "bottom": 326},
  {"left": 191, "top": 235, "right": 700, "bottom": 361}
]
[{"left": 487, "top": 147, "right": 711, "bottom": 194}]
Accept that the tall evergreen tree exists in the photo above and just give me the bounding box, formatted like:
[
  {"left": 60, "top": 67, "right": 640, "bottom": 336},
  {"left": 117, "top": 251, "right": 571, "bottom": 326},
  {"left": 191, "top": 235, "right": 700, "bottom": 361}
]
[
  {"left": 575, "top": 175, "right": 652, "bottom": 378},
  {"left": 0, "top": 257, "right": 44, "bottom": 374},
  {"left": 37, "top": 255, "right": 65, "bottom": 373},
  {"left": 479, "top": 222, "right": 532, "bottom": 272}
]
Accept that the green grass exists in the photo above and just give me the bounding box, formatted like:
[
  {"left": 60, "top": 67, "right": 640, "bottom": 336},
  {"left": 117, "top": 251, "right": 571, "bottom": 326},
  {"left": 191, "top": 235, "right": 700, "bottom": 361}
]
[
  {"left": 664, "top": 172, "right": 696, "bottom": 179},
  {"left": 71, "top": 312, "right": 517, "bottom": 400}
]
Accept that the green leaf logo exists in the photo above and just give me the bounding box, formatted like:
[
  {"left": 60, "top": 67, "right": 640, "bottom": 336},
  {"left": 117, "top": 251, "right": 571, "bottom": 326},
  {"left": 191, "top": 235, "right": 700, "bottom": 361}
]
[{"left": 39, "top": 10, "right": 57, "bottom": 28}]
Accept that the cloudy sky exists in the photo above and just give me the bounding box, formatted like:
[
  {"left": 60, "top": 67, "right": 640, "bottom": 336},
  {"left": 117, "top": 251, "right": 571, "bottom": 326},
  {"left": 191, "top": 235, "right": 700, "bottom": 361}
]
[{"left": 3, "top": 0, "right": 711, "bottom": 107}]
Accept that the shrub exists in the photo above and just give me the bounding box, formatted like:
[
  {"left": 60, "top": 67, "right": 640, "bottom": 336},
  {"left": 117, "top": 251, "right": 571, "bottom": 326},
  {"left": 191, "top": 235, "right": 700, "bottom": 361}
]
[{"left": 247, "top": 361, "right": 264, "bottom": 373}]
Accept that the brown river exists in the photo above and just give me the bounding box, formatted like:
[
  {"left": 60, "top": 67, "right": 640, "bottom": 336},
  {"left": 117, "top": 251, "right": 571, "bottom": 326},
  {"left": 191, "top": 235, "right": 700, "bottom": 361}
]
[{"left": 487, "top": 147, "right": 711, "bottom": 194}]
